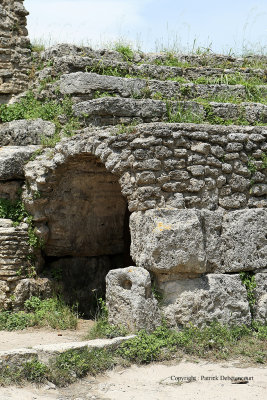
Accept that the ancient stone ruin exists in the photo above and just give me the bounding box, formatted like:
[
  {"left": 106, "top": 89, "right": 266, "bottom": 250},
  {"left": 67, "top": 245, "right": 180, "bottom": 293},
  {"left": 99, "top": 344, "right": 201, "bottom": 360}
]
[
  {"left": 0, "top": 0, "right": 266, "bottom": 330},
  {"left": 0, "top": 0, "right": 31, "bottom": 104}
]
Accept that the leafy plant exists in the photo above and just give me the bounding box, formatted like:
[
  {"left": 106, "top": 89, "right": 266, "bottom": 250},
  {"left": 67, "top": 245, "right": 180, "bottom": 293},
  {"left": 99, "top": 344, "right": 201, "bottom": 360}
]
[
  {"left": 87, "top": 297, "right": 128, "bottom": 339},
  {"left": 22, "top": 360, "right": 47, "bottom": 383},
  {"left": 0, "top": 92, "right": 80, "bottom": 146},
  {"left": 0, "top": 296, "right": 78, "bottom": 331},
  {"left": 240, "top": 272, "right": 257, "bottom": 310},
  {"left": 114, "top": 42, "right": 134, "bottom": 62}
]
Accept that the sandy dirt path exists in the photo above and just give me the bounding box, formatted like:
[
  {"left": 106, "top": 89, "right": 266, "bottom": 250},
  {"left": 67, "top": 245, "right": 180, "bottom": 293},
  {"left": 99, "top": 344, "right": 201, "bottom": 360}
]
[
  {"left": 0, "top": 320, "right": 94, "bottom": 351},
  {"left": 0, "top": 359, "right": 266, "bottom": 400}
]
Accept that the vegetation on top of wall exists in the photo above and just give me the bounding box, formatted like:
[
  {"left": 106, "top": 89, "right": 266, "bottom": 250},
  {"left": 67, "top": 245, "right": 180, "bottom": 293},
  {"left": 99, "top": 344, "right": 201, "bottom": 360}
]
[
  {"left": 0, "top": 92, "right": 81, "bottom": 146},
  {"left": 0, "top": 197, "right": 42, "bottom": 249},
  {"left": 113, "top": 42, "right": 135, "bottom": 62}
]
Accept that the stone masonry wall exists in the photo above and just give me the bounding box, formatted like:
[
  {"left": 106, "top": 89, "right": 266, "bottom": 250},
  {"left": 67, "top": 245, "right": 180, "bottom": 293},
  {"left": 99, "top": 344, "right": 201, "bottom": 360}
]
[
  {"left": 23, "top": 123, "right": 267, "bottom": 327},
  {"left": 0, "top": 0, "right": 31, "bottom": 103},
  {"left": 0, "top": 34, "right": 266, "bottom": 328},
  {"left": 24, "top": 123, "right": 267, "bottom": 216}
]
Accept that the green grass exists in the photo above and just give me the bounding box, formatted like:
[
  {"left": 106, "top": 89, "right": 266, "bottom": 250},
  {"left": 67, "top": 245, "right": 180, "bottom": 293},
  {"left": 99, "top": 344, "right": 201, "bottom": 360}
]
[
  {"left": 165, "top": 102, "right": 266, "bottom": 126},
  {"left": 113, "top": 42, "right": 135, "bottom": 62},
  {"left": 0, "top": 296, "right": 78, "bottom": 331},
  {"left": 0, "top": 92, "right": 80, "bottom": 146},
  {"left": 86, "top": 298, "right": 128, "bottom": 339},
  {"left": 118, "top": 322, "right": 267, "bottom": 364},
  {"left": 0, "top": 321, "right": 265, "bottom": 387}
]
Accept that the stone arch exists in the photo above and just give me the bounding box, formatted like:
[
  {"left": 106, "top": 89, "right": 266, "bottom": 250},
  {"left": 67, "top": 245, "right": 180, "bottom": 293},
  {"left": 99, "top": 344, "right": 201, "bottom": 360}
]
[{"left": 23, "top": 134, "right": 135, "bottom": 317}]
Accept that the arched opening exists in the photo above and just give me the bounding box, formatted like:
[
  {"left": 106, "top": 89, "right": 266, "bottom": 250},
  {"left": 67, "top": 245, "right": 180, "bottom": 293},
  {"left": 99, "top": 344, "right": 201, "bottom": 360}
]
[{"left": 41, "top": 154, "right": 134, "bottom": 317}]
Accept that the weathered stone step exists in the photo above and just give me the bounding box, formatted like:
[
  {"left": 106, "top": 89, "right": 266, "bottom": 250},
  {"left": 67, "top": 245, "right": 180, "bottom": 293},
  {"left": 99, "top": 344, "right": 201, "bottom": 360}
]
[
  {"left": 42, "top": 54, "right": 266, "bottom": 82},
  {"left": 59, "top": 72, "right": 267, "bottom": 102},
  {"left": 0, "top": 119, "right": 55, "bottom": 146},
  {"left": 40, "top": 44, "right": 267, "bottom": 69},
  {"left": 73, "top": 97, "right": 267, "bottom": 126},
  {"left": 0, "top": 145, "right": 41, "bottom": 180}
]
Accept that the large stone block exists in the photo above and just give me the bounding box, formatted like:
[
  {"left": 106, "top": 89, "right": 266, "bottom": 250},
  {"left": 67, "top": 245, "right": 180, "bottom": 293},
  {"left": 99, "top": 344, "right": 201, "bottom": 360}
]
[
  {"left": 130, "top": 209, "right": 207, "bottom": 279},
  {"left": 159, "top": 274, "right": 251, "bottom": 328},
  {"left": 219, "top": 209, "right": 267, "bottom": 273},
  {"left": 13, "top": 278, "right": 54, "bottom": 310},
  {"left": 253, "top": 272, "right": 267, "bottom": 324},
  {"left": 0, "top": 146, "right": 40, "bottom": 180},
  {"left": 106, "top": 267, "right": 161, "bottom": 332},
  {"left": 130, "top": 208, "right": 267, "bottom": 279},
  {"left": 0, "top": 119, "right": 55, "bottom": 146}
]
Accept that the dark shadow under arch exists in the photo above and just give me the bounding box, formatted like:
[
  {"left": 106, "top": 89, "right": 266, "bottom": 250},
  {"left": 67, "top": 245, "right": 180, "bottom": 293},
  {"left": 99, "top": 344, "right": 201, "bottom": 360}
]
[{"left": 41, "top": 153, "right": 134, "bottom": 317}]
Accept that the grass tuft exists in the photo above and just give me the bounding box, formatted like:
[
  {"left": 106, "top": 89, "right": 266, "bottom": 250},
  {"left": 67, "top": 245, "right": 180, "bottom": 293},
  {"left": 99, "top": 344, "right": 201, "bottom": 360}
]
[{"left": 0, "top": 296, "right": 78, "bottom": 331}]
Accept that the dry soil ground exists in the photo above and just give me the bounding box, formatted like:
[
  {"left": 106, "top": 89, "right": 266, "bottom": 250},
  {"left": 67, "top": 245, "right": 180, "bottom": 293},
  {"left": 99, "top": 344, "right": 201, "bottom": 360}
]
[
  {"left": 0, "top": 320, "right": 94, "bottom": 351},
  {"left": 0, "top": 359, "right": 266, "bottom": 400}
]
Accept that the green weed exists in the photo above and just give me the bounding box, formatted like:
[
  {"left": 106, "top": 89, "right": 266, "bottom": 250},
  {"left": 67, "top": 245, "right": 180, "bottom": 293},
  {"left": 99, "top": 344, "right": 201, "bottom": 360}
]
[
  {"left": 113, "top": 42, "right": 134, "bottom": 62},
  {"left": 0, "top": 93, "right": 80, "bottom": 146},
  {"left": 0, "top": 296, "right": 78, "bottom": 331},
  {"left": 240, "top": 272, "right": 257, "bottom": 311},
  {"left": 87, "top": 298, "right": 128, "bottom": 339}
]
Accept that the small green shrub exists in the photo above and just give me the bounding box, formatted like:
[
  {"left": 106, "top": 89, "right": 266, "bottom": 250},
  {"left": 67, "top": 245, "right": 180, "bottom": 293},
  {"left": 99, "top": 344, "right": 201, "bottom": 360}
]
[
  {"left": 22, "top": 360, "right": 47, "bottom": 383},
  {"left": 87, "top": 298, "right": 128, "bottom": 339},
  {"left": 114, "top": 42, "right": 134, "bottom": 62},
  {"left": 0, "top": 297, "right": 78, "bottom": 331},
  {"left": 118, "top": 321, "right": 266, "bottom": 364},
  {"left": 48, "top": 347, "right": 114, "bottom": 386},
  {"left": 240, "top": 272, "right": 257, "bottom": 310},
  {"left": 0, "top": 311, "right": 34, "bottom": 331},
  {"left": 0, "top": 92, "right": 80, "bottom": 146}
]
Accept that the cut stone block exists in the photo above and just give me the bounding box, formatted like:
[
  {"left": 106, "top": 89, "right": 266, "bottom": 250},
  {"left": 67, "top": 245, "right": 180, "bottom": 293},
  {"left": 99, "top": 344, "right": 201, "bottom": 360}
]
[
  {"left": 130, "top": 209, "right": 207, "bottom": 279},
  {"left": 130, "top": 208, "right": 267, "bottom": 280},
  {"left": 106, "top": 267, "right": 161, "bottom": 332},
  {"left": 159, "top": 274, "right": 251, "bottom": 328},
  {"left": 253, "top": 272, "right": 267, "bottom": 324}
]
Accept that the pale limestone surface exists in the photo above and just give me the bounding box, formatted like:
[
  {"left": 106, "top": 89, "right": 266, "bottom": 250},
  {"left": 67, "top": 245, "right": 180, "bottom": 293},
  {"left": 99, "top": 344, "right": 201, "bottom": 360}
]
[
  {"left": 106, "top": 267, "right": 161, "bottom": 332},
  {"left": 160, "top": 274, "right": 251, "bottom": 328}
]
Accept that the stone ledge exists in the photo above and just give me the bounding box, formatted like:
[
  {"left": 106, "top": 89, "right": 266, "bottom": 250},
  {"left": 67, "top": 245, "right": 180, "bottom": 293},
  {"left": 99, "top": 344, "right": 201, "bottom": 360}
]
[{"left": 0, "top": 335, "right": 135, "bottom": 365}]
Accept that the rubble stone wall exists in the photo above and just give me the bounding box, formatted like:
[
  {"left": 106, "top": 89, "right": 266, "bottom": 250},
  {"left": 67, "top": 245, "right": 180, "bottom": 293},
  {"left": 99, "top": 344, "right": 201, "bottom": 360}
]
[{"left": 0, "top": 0, "right": 31, "bottom": 103}]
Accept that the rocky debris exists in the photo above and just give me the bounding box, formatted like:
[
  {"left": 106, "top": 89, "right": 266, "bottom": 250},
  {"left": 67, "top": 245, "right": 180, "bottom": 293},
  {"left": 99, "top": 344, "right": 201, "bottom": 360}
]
[
  {"left": 253, "top": 271, "right": 267, "bottom": 324},
  {"left": 0, "top": 145, "right": 41, "bottom": 180},
  {"left": 106, "top": 267, "right": 161, "bottom": 332},
  {"left": 12, "top": 277, "right": 54, "bottom": 310},
  {"left": 0, "top": 119, "right": 56, "bottom": 145},
  {"left": 130, "top": 209, "right": 267, "bottom": 281},
  {"left": 160, "top": 274, "right": 251, "bottom": 328}
]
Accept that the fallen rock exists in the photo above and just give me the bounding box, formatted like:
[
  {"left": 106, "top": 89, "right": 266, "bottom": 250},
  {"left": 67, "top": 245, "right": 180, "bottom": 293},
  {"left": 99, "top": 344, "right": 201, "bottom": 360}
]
[{"left": 13, "top": 277, "right": 54, "bottom": 310}]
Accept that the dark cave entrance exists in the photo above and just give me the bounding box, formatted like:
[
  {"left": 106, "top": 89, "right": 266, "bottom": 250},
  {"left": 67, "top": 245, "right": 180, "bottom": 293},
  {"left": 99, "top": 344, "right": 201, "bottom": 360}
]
[{"left": 42, "top": 154, "right": 134, "bottom": 318}]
